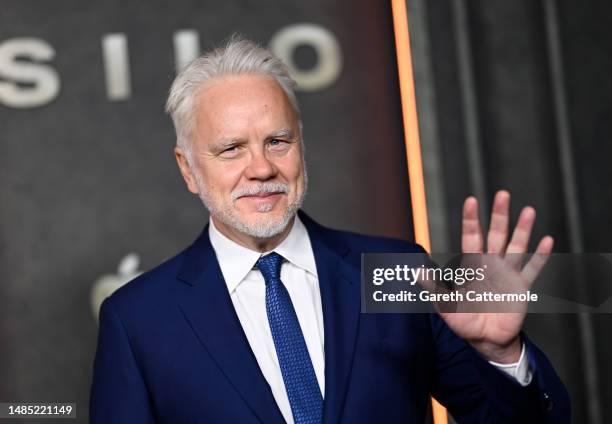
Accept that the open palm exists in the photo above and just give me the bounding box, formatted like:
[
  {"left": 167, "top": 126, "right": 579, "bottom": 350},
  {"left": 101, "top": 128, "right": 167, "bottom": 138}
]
[{"left": 439, "top": 190, "right": 554, "bottom": 363}]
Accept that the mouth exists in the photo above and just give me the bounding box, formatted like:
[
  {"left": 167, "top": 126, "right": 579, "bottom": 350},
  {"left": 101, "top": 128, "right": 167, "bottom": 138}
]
[
  {"left": 231, "top": 183, "right": 289, "bottom": 210},
  {"left": 240, "top": 191, "right": 283, "bottom": 199},
  {"left": 239, "top": 192, "right": 285, "bottom": 204}
]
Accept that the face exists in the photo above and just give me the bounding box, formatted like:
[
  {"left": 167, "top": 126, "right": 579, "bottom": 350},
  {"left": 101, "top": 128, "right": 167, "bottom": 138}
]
[{"left": 175, "top": 74, "right": 306, "bottom": 241}]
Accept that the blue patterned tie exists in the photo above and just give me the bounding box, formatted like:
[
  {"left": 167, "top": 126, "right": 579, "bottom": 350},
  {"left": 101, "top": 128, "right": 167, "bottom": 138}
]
[{"left": 256, "top": 252, "right": 323, "bottom": 424}]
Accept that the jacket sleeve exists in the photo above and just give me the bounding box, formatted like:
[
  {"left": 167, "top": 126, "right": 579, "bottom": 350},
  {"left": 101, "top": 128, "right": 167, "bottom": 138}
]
[
  {"left": 90, "top": 298, "right": 157, "bottom": 424},
  {"left": 428, "top": 313, "right": 571, "bottom": 423}
]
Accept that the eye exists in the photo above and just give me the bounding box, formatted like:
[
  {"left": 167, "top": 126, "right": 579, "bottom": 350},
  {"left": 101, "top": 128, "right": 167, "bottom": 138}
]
[
  {"left": 268, "top": 139, "right": 290, "bottom": 150},
  {"left": 218, "top": 145, "right": 241, "bottom": 158}
]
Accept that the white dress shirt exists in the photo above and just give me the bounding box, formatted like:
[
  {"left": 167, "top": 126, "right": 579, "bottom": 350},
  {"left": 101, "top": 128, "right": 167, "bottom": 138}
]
[{"left": 208, "top": 215, "right": 531, "bottom": 423}]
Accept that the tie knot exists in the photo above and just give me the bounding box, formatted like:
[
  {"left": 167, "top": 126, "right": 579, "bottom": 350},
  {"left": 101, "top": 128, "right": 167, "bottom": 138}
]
[{"left": 256, "top": 252, "right": 284, "bottom": 284}]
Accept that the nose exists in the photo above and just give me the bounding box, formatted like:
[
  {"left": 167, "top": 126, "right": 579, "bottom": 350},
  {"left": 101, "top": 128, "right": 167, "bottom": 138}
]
[{"left": 244, "top": 148, "right": 278, "bottom": 181}]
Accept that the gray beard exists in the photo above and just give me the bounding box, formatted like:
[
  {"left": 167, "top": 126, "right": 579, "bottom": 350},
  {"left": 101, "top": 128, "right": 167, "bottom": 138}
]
[{"left": 193, "top": 170, "right": 307, "bottom": 239}]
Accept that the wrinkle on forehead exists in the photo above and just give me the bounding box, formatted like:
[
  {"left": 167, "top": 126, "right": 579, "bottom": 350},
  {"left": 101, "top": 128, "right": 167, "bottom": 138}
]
[{"left": 192, "top": 74, "right": 299, "bottom": 148}]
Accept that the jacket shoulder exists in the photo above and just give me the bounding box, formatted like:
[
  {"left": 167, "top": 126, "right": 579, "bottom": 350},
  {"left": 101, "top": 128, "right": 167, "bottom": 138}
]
[
  {"left": 342, "top": 230, "right": 425, "bottom": 253},
  {"left": 315, "top": 223, "right": 427, "bottom": 255},
  {"left": 102, "top": 245, "right": 188, "bottom": 317},
  {"left": 299, "top": 210, "right": 426, "bottom": 254}
]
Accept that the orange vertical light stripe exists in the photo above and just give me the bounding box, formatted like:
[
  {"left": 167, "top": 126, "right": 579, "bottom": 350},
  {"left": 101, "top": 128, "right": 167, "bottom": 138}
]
[
  {"left": 390, "top": 1, "right": 447, "bottom": 423},
  {"left": 390, "top": 0, "right": 431, "bottom": 253}
]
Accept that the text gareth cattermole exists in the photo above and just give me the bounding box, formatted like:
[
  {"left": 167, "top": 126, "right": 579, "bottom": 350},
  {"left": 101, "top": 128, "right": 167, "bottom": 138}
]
[{"left": 372, "top": 265, "right": 487, "bottom": 286}]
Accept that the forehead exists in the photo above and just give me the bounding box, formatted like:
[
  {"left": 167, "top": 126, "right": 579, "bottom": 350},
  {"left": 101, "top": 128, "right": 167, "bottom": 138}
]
[{"left": 193, "top": 74, "right": 298, "bottom": 139}]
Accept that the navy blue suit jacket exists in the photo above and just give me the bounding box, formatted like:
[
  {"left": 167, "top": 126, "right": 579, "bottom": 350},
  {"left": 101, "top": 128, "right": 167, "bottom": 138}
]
[{"left": 90, "top": 211, "right": 570, "bottom": 423}]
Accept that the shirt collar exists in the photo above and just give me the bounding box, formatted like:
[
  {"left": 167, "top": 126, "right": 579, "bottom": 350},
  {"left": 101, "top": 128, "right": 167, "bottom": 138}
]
[{"left": 208, "top": 214, "right": 318, "bottom": 294}]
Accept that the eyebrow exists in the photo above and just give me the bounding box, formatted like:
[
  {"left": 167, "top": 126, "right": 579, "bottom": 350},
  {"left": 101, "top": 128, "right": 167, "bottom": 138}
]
[
  {"left": 213, "top": 138, "right": 246, "bottom": 149},
  {"left": 268, "top": 128, "right": 295, "bottom": 140},
  {"left": 212, "top": 128, "right": 296, "bottom": 150}
]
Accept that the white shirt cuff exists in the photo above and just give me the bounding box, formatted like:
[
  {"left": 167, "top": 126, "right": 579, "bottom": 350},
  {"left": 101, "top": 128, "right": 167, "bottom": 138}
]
[{"left": 488, "top": 342, "right": 533, "bottom": 386}]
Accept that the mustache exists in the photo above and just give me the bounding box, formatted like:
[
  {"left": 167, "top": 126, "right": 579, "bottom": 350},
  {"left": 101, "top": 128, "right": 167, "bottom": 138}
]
[{"left": 231, "top": 182, "right": 289, "bottom": 201}]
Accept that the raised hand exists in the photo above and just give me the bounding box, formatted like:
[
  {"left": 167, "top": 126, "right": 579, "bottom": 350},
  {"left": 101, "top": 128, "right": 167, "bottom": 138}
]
[{"left": 439, "top": 190, "right": 554, "bottom": 363}]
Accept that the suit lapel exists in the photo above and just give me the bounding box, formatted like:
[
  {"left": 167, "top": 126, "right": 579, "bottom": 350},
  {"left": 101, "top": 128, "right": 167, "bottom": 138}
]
[
  {"left": 301, "top": 212, "right": 362, "bottom": 424},
  {"left": 175, "top": 227, "right": 285, "bottom": 424}
]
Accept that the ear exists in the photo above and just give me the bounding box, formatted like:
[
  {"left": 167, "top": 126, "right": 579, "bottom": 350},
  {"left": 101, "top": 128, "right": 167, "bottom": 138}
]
[{"left": 174, "top": 146, "right": 200, "bottom": 194}]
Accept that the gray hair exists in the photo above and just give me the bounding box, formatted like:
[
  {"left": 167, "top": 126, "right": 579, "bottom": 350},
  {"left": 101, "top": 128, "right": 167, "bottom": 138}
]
[{"left": 165, "top": 35, "right": 301, "bottom": 159}]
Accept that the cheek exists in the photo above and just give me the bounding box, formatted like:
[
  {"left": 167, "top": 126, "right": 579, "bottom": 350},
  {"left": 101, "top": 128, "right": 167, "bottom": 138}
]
[
  {"left": 200, "top": 162, "right": 244, "bottom": 193},
  {"left": 277, "top": 151, "right": 304, "bottom": 183}
]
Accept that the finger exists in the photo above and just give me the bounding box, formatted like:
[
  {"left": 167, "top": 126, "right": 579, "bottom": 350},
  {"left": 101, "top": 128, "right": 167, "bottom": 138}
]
[
  {"left": 522, "top": 236, "right": 554, "bottom": 284},
  {"left": 462, "top": 196, "right": 484, "bottom": 253},
  {"left": 487, "top": 190, "right": 510, "bottom": 254},
  {"left": 505, "top": 207, "right": 536, "bottom": 270},
  {"left": 507, "top": 206, "right": 536, "bottom": 253}
]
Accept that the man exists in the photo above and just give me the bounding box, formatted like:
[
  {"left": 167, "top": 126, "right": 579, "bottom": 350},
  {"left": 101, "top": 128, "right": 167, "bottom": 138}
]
[{"left": 90, "top": 36, "right": 569, "bottom": 423}]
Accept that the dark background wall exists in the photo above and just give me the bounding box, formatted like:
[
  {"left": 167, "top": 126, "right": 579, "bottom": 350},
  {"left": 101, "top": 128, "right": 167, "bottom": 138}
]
[
  {"left": 1, "top": 0, "right": 610, "bottom": 423},
  {"left": 417, "top": 0, "right": 612, "bottom": 422}
]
